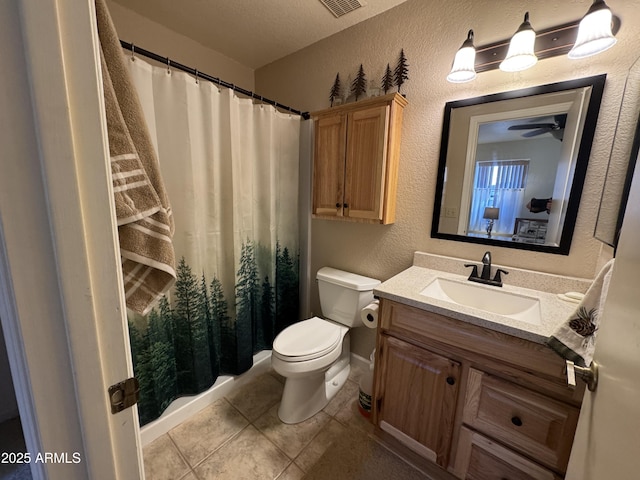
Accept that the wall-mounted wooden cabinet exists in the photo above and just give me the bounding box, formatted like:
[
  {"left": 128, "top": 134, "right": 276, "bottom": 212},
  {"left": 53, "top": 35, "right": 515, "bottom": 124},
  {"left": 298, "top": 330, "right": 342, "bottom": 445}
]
[
  {"left": 311, "top": 93, "right": 407, "bottom": 224},
  {"left": 373, "top": 299, "right": 583, "bottom": 479}
]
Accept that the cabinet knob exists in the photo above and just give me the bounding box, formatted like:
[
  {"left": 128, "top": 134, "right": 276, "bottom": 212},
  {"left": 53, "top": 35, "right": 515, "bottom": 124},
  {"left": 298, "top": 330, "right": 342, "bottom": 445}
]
[
  {"left": 343, "top": 203, "right": 349, "bottom": 209},
  {"left": 336, "top": 203, "right": 341, "bottom": 209},
  {"left": 511, "top": 416, "right": 523, "bottom": 427},
  {"left": 446, "top": 376, "right": 456, "bottom": 386}
]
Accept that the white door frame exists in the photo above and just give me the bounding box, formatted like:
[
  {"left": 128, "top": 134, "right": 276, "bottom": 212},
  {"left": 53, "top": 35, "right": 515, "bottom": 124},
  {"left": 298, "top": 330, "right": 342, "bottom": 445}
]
[{"left": 0, "top": 0, "right": 142, "bottom": 478}]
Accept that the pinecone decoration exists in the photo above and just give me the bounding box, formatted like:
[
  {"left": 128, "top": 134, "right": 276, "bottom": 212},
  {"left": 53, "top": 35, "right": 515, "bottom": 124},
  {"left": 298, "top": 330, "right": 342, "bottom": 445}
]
[{"left": 568, "top": 307, "right": 598, "bottom": 337}]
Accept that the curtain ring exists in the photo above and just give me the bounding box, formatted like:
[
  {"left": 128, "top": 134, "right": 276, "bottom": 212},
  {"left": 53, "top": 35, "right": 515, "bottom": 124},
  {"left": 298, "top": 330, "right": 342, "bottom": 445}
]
[
  {"left": 260, "top": 95, "right": 264, "bottom": 109},
  {"left": 166, "top": 58, "right": 171, "bottom": 74},
  {"left": 194, "top": 69, "right": 199, "bottom": 84},
  {"left": 130, "top": 43, "right": 135, "bottom": 62}
]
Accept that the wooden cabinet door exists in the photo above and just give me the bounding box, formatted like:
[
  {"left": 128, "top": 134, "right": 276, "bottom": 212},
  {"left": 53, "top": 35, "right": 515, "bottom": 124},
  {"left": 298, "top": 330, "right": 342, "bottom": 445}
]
[
  {"left": 344, "top": 104, "right": 389, "bottom": 220},
  {"left": 313, "top": 114, "right": 346, "bottom": 217},
  {"left": 378, "top": 335, "right": 460, "bottom": 467}
]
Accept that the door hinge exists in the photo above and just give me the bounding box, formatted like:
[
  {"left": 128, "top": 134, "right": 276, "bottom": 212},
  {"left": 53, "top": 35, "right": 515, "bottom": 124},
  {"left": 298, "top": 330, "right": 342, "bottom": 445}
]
[{"left": 108, "top": 377, "right": 140, "bottom": 414}]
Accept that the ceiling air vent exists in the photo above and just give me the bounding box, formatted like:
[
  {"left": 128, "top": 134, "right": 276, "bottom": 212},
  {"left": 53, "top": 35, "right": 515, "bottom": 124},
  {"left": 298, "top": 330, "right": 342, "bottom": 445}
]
[{"left": 319, "top": 0, "right": 365, "bottom": 18}]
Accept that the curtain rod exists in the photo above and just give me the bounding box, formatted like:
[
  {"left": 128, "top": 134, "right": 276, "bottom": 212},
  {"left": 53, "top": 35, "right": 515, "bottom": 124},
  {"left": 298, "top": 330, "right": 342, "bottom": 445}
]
[{"left": 119, "top": 40, "right": 310, "bottom": 120}]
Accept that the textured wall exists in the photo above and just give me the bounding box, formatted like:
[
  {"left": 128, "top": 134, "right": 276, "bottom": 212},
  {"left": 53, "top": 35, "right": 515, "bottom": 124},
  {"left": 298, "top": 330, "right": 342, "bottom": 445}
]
[{"left": 255, "top": 0, "right": 640, "bottom": 356}]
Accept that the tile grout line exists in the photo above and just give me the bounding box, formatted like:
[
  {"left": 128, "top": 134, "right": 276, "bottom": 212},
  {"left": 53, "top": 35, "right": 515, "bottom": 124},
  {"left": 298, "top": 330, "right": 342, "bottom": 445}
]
[
  {"left": 165, "top": 431, "right": 199, "bottom": 480},
  {"left": 232, "top": 395, "right": 296, "bottom": 480},
  {"left": 245, "top": 404, "right": 303, "bottom": 479},
  {"left": 179, "top": 397, "right": 253, "bottom": 474}
]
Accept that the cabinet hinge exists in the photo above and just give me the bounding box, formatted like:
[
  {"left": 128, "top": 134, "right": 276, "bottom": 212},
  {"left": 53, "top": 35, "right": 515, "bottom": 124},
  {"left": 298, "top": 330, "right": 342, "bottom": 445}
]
[{"left": 108, "top": 377, "right": 140, "bottom": 414}]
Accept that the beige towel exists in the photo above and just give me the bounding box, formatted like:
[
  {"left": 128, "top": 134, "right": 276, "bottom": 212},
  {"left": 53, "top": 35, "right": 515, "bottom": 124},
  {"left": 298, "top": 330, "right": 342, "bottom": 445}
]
[{"left": 96, "top": 0, "right": 176, "bottom": 314}]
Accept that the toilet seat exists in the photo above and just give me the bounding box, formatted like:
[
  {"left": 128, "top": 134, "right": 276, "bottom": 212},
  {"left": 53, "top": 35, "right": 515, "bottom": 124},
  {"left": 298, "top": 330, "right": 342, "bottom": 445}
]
[{"left": 272, "top": 317, "right": 343, "bottom": 362}]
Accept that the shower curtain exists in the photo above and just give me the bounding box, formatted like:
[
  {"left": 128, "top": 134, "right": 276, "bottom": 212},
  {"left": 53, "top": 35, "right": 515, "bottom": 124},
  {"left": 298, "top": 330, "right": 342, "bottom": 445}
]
[{"left": 124, "top": 57, "right": 302, "bottom": 425}]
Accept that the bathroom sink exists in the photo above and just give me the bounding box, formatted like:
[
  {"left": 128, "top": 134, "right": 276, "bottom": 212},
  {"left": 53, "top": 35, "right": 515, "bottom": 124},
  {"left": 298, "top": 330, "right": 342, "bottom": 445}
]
[{"left": 419, "top": 277, "right": 541, "bottom": 325}]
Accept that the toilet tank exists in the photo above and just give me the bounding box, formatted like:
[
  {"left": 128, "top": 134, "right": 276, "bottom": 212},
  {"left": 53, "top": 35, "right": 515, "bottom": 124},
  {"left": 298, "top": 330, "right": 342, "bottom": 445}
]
[{"left": 316, "top": 267, "right": 380, "bottom": 327}]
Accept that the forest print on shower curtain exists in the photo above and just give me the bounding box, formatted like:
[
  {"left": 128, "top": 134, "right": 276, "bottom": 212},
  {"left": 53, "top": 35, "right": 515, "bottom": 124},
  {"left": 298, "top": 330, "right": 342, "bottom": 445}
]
[{"left": 124, "top": 57, "right": 301, "bottom": 425}]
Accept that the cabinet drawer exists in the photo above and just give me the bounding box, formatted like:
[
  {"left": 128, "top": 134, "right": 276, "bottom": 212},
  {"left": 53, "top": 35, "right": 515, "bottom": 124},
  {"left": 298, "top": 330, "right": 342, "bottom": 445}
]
[
  {"left": 451, "top": 427, "right": 562, "bottom": 480},
  {"left": 463, "top": 369, "right": 579, "bottom": 474}
]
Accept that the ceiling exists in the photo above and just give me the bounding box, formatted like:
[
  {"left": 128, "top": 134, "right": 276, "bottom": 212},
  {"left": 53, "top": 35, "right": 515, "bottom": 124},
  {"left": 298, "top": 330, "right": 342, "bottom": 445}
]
[{"left": 112, "top": 0, "right": 412, "bottom": 69}]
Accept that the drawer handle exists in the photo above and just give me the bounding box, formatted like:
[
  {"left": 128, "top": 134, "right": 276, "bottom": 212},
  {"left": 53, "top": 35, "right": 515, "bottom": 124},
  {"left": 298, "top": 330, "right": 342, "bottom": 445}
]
[
  {"left": 446, "top": 376, "right": 456, "bottom": 386},
  {"left": 511, "top": 416, "right": 523, "bottom": 427}
]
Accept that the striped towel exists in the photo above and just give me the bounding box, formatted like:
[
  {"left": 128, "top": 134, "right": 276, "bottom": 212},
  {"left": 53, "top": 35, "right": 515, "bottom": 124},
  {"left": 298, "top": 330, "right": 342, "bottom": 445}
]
[
  {"left": 547, "top": 259, "right": 614, "bottom": 367},
  {"left": 96, "top": 0, "right": 176, "bottom": 314}
]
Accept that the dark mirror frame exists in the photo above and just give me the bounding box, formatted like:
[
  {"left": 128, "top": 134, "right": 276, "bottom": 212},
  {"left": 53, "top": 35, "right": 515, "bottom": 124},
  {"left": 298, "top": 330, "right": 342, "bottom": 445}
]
[{"left": 431, "top": 75, "right": 606, "bottom": 255}]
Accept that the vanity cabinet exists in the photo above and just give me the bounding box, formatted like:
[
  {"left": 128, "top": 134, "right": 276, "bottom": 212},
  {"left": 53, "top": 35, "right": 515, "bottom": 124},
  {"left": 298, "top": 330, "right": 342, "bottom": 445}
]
[
  {"left": 311, "top": 93, "right": 407, "bottom": 224},
  {"left": 373, "top": 299, "right": 583, "bottom": 479}
]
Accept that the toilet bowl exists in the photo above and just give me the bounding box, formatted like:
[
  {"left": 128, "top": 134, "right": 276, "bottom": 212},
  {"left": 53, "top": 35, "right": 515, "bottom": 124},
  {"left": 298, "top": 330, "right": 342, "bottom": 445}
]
[{"left": 272, "top": 267, "right": 379, "bottom": 424}]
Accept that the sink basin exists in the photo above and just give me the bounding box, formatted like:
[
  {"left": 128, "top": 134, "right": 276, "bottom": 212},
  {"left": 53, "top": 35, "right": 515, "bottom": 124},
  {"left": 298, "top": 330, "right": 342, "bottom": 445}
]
[{"left": 419, "top": 277, "right": 541, "bottom": 325}]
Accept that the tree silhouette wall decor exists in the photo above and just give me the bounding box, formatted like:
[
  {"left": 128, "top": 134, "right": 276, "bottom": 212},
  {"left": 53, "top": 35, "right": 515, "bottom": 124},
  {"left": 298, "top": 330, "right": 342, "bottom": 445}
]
[
  {"left": 351, "top": 64, "right": 367, "bottom": 101},
  {"left": 394, "top": 49, "right": 409, "bottom": 93},
  {"left": 382, "top": 63, "right": 394, "bottom": 94},
  {"left": 329, "top": 73, "right": 342, "bottom": 107}
]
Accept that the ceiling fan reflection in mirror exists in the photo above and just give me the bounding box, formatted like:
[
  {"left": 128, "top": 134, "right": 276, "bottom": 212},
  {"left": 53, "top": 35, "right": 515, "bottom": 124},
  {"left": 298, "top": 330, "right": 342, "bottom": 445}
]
[{"left": 508, "top": 113, "right": 567, "bottom": 140}]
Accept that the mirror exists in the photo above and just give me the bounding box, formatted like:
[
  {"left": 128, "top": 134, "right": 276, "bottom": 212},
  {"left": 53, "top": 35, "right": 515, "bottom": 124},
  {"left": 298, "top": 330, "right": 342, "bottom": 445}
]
[
  {"left": 595, "top": 56, "right": 640, "bottom": 248},
  {"left": 432, "top": 75, "right": 606, "bottom": 255}
]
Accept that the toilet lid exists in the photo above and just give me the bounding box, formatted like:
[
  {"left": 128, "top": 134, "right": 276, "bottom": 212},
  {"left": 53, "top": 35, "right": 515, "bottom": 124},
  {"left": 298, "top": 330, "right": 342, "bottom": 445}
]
[{"left": 273, "top": 317, "right": 343, "bottom": 361}]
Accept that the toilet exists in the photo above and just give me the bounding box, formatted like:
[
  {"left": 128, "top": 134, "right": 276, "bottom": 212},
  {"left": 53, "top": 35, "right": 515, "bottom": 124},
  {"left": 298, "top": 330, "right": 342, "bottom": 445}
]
[{"left": 271, "top": 267, "right": 380, "bottom": 424}]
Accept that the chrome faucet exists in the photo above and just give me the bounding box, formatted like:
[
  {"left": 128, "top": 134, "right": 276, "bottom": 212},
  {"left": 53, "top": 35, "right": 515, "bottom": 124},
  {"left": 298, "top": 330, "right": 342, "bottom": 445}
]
[{"left": 464, "top": 251, "right": 508, "bottom": 287}]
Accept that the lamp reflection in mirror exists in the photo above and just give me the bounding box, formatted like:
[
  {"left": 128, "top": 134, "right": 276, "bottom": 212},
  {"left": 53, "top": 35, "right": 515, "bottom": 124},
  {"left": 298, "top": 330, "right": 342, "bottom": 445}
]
[
  {"left": 483, "top": 207, "right": 500, "bottom": 237},
  {"left": 500, "top": 12, "right": 538, "bottom": 72},
  {"left": 447, "top": 30, "right": 476, "bottom": 83},
  {"left": 568, "top": 0, "right": 617, "bottom": 59}
]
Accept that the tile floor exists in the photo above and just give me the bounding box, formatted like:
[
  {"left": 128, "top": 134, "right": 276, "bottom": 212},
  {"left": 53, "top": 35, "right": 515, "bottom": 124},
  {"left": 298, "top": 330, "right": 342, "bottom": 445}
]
[{"left": 142, "top": 364, "right": 430, "bottom": 480}]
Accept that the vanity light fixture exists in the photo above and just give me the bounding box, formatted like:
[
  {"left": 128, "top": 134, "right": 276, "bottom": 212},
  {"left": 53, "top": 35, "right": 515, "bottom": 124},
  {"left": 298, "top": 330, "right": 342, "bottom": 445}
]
[
  {"left": 500, "top": 12, "right": 538, "bottom": 72},
  {"left": 447, "top": 30, "right": 477, "bottom": 83},
  {"left": 568, "top": 0, "right": 617, "bottom": 59},
  {"left": 446, "top": 2, "right": 620, "bottom": 83}
]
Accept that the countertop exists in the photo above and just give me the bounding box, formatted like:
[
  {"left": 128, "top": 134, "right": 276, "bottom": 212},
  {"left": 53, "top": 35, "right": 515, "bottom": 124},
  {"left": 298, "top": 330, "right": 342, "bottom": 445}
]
[{"left": 373, "top": 265, "right": 579, "bottom": 344}]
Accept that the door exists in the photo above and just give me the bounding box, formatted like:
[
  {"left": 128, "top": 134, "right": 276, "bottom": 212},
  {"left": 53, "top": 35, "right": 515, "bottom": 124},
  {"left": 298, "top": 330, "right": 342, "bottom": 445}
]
[
  {"left": 344, "top": 105, "right": 389, "bottom": 220},
  {"left": 565, "top": 153, "right": 640, "bottom": 478},
  {"left": 0, "top": 0, "right": 143, "bottom": 478},
  {"left": 313, "top": 114, "right": 347, "bottom": 217}
]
